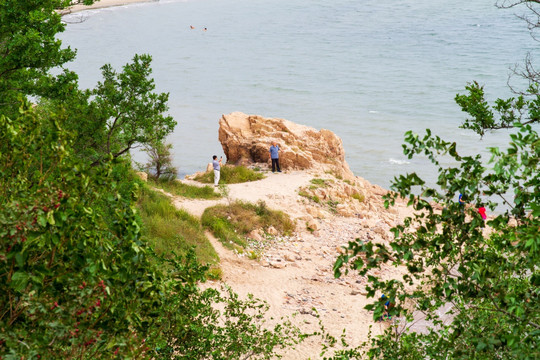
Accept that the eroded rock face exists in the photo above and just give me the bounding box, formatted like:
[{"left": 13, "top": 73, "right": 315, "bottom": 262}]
[{"left": 218, "top": 112, "right": 355, "bottom": 180}]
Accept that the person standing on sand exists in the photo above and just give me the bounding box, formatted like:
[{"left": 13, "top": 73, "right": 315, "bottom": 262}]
[
  {"left": 478, "top": 205, "right": 487, "bottom": 220},
  {"left": 212, "top": 155, "right": 222, "bottom": 187},
  {"left": 269, "top": 141, "right": 281, "bottom": 173}
]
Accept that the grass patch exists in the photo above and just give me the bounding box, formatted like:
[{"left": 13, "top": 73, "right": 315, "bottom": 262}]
[
  {"left": 326, "top": 200, "right": 340, "bottom": 214},
  {"left": 352, "top": 192, "right": 365, "bottom": 202},
  {"left": 137, "top": 186, "right": 220, "bottom": 275},
  {"left": 193, "top": 165, "right": 265, "bottom": 184},
  {"left": 310, "top": 178, "right": 330, "bottom": 187},
  {"left": 201, "top": 200, "right": 294, "bottom": 250},
  {"left": 325, "top": 170, "right": 343, "bottom": 180},
  {"left": 299, "top": 189, "right": 321, "bottom": 204},
  {"left": 148, "top": 178, "right": 220, "bottom": 199}
]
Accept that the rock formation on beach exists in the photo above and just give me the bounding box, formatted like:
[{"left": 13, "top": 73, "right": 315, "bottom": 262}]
[{"left": 218, "top": 112, "right": 355, "bottom": 180}]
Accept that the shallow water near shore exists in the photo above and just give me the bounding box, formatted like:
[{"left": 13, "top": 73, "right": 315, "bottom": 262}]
[{"left": 60, "top": 0, "right": 537, "bottom": 188}]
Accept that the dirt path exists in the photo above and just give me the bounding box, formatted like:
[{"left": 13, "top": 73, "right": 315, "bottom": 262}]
[
  {"left": 169, "top": 171, "right": 401, "bottom": 358},
  {"left": 173, "top": 171, "right": 314, "bottom": 218}
]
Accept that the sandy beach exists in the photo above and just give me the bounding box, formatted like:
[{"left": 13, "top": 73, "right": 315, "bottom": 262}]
[{"left": 64, "top": 0, "right": 156, "bottom": 14}]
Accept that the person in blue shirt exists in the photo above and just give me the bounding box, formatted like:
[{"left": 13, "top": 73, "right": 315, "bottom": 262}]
[
  {"left": 212, "top": 155, "right": 222, "bottom": 187},
  {"left": 459, "top": 193, "right": 467, "bottom": 213},
  {"left": 269, "top": 141, "right": 281, "bottom": 173},
  {"left": 380, "top": 294, "right": 394, "bottom": 321}
]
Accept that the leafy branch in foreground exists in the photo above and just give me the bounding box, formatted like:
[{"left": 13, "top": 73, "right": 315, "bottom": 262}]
[
  {"left": 332, "top": 3, "right": 540, "bottom": 355},
  {"left": 455, "top": 81, "right": 540, "bottom": 136},
  {"left": 154, "top": 255, "right": 303, "bottom": 360},
  {"left": 0, "top": 103, "right": 304, "bottom": 359},
  {"left": 334, "top": 93, "right": 539, "bottom": 358}
]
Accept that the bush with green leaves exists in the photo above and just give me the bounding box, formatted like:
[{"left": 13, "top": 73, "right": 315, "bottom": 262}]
[
  {"left": 143, "top": 141, "right": 178, "bottom": 181},
  {"left": 0, "top": 103, "right": 165, "bottom": 358},
  {"left": 202, "top": 201, "right": 294, "bottom": 250},
  {"left": 1, "top": 0, "right": 305, "bottom": 357},
  {"left": 154, "top": 254, "right": 303, "bottom": 360},
  {"left": 333, "top": 57, "right": 540, "bottom": 360},
  {"left": 194, "top": 165, "right": 265, "bottom": 184},
  {"left": 137, "top": 185, "right": 220, "bottom": 269},
  {"left": 0, "top": 103, "right": 304, "bottom": 359}
]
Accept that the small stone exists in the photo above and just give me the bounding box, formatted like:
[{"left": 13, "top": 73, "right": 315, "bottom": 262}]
[
  {"left": 267, "top": 226, "right": 279, "bottom": 236},
  {"left": 283, "top": 253, "right": 295, "bottom": 262},
  {"left": 247, "top": 229, "right": 264, "bottom": 241},
  {"left": 351, "top": 289, "right": 368, "bottom": 296},
  {"left": 270, "top": 261, "right": 286, "bottom": 269}
]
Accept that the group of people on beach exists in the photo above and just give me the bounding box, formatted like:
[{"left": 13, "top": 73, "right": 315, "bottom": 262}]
[{"left": 212, "top": 141, "right": 282, "bottom": 186}]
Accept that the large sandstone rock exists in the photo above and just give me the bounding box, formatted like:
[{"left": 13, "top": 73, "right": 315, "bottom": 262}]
[{"left": 218, "top": 112, "right": 355, "bottom": 180}]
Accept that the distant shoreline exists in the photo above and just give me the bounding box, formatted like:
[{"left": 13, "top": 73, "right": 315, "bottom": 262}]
[{"left": 63, "top": 0, "right": 157, "bottom": 14}]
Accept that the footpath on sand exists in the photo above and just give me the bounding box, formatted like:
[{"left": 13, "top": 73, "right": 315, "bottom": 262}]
[
  {"left": 174, "top": 171, "right": 314, "bottom": 218},
  {"left": 158, "top": 170, "right": 412, "bottom": 359}
]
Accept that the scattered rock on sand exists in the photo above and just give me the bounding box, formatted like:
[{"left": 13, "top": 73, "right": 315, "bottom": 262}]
[
  {"left": 267, "top": 226, "right": 279, "bottom": 236},
  {"left": 247, "top": 229, "right": 264, "bottom": 242},
  {"left": 306, "top": 219, "right": 319, "bottom": 231}
]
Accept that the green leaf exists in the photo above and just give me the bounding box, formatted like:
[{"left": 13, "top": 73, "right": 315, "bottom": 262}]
[
  {"left": 37, "top": 214, "right": 47, "bottom": 227},
  {"left": 10, "top": 271, "right": 30, "bottom": 291}
]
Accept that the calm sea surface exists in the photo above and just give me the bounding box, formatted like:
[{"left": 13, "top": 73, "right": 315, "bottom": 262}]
[{"left": 60, "top": 0, "right": 537, "bottom": 187}]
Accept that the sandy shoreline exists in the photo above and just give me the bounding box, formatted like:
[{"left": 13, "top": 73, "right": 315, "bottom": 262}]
[{"left": 63, "top": 0, "right": 157, "bottom": 14}]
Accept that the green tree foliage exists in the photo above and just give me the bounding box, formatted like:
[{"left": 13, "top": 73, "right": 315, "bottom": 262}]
[
  {"left": 333, "top": 39, "right": 540, "bottom": 360},
  {"left": 455, "top": 81, "right": 540, "bottom": 136},
  {"left": 0, "top": 1, "right": 303, "bottom": 358},
  {"left": 89, "top": 54, "right": 175, "bottom": 164},
  {"left": 0, "top": 0, "right": 95, "bottom": 114},
  {"left": 0, "top": 103, "right": 302, "bottom": 359},
  {"left": 2, "top": 1, "right": 175, "bottom": 165},
  {"left": 143, "top": 141, "right": 178, "bottom": 181},
  {"left": 155, "top": 281, "right": 302, "bottom": 359},
  {"left": 0, "top": 102, "right": 165, "bottom": 357},
  {"left": 332, "top": 2, "right": 540, "bottom": 357},
  {"left": 46, "top": 54, "right": 176, "bottom": 166},
  {"left": 335, "top": 96, "right": 539, "bottom": 360}
]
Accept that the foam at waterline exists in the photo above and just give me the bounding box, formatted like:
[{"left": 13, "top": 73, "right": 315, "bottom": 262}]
[{"left": 388, "top": 158, "right": 410, "bottom": 165}]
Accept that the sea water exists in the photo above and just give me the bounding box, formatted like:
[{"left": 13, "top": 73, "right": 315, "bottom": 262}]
[{"left": 59, "top": 0, "right": 538, "bottom": 188}]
